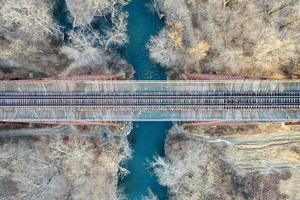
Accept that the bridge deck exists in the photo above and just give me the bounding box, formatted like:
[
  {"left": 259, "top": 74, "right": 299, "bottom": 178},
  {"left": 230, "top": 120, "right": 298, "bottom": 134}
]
[{"left": 0, "top": 80, "right": 299, "bottom": 121}]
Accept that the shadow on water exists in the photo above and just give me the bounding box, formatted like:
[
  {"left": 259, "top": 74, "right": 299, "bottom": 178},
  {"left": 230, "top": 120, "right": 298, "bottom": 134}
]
[
  {"left": 119, "top": 0, "right": 167, "bottom": 80},
  {"left": 118, "top": 0, "right": 171, "bottom": 199},
  {"left": 52, "top": 0, "right": 72, "bottom": 39},
  {"left": 53, "top": 0, "right": 114, "bottom": 42}
]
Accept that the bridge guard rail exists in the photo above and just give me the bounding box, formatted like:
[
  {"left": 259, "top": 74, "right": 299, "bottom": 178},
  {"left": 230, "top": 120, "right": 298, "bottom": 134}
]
[{"left": 0, "top": 80, "right": 299, "bottom": 122}]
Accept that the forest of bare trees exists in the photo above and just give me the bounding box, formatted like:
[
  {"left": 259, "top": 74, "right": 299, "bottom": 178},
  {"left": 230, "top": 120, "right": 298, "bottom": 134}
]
[
  {"left": 151, "top": 128, "right": 233, "bottom": 200},
  {"left": 0, "top": 0, "right": 66, "bottom": 78},
  {"left": 0, "top": 132, "right": 131, "bottom": 200},
  {"left": 148, "top": 0, "right": 300, "bottom": 78},
  {"left": 151, "top": 125, "right": 300, "bottom": 200},
  {"left": 147, "top": 1, "right": 300, "bottom": 199},
  {"left": 0, "top": 0, "right": 133, "bottom": 199},
  {"left": 62, "top": 0, "right": 133, "bottom": 77},
  {"left": 0, "top": 0, "right": 132, "bottom": 79}
]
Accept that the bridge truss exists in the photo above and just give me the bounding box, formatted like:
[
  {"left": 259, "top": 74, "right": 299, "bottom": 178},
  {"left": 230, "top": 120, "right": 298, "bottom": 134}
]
[{"left": 0, "top": 80, "right": 299, "bottom": 122}]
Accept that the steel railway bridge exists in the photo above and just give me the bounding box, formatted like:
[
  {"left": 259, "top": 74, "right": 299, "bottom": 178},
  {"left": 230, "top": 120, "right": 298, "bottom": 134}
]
[{"left": 0, "top": 80, "right": 299, "bottom": 122}]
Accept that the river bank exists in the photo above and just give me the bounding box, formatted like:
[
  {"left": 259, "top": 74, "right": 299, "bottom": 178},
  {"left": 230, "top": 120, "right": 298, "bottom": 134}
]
[
  {"left": 117, "top": 0, "right": 172, "bottom": 199},
  {"left": 151, "top": 123, "right": 300, "bottom": 199}
]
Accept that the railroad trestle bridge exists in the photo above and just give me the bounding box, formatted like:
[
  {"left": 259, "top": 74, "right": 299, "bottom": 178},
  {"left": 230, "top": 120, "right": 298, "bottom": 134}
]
[{"left": 0, "top": 80, "right": 299, "bottom": 122}]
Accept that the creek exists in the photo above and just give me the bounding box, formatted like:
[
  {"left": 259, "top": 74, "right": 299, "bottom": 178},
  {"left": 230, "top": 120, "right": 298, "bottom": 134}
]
[{"left": 118, "top": 0, "right": 171, "bottom": 199}]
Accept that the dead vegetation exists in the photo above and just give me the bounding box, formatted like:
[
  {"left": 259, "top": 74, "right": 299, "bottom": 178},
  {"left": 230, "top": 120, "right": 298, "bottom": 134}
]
[
  {"left": 148, "top": 3, "right": 300, "bottom": 195},
  {"left": 60, "top": 0, "right": 132, "bottom": 77},
  {"left": 0, "top": 0, "right": 132, "bottom": 79},
  {"left": 0, "top": 133, "right": 131, "bottom": 200},
  {"left": 65, "top": 0, "right": 128, "bottom": 28},
  {"left": 148, "top": 0, "right": 300, "bottom": 78},
  {"left": 0, "top": 0, "right": 69, "bottom": 78},
  {"left": 0, "top": 1, "right": 133, "bottom": 199},
  {"left": 151, "top": 130, "right": 236, "bottom": 200},
  {"left": 151, "top": 124, "right": 300, "bottom": 200}
]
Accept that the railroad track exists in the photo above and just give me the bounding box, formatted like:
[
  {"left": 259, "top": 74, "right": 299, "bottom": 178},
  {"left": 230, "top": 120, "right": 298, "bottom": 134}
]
[{"left": 0, "top": 91, "right": 299, "bottom": 109}]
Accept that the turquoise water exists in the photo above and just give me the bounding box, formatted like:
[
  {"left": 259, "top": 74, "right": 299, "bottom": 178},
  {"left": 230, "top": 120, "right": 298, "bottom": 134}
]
[
  {"left": 118, "top": 0, "right": 171, "bottom": 199},
  {"left": 53, "top": 0, "right": 170, "bottom": 198},
  {"left": 119, "top": 122, "right": 171, "bottom": 199},
  {"left": 120, "top": 0, "right": 166, "bottom": 80}
]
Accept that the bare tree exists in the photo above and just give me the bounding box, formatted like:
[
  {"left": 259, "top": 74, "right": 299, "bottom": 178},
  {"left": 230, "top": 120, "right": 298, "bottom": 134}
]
[
  {"left": 0, "top": 0, "right": 61, "bottom": 40},
  {"left": 68, "top": 28, "right": 101, "bottom": 50},
  {"left": 104, "top": 12, "right": 128, "bottom": 50},
  {"left": 0, "top": 133, "right": 131, "bottom": 200},
  {"left": 149, "top": 127, "right": 237, "bottom": 200},
  {"left": 148, "top": 0, "right": 300, "bottom": 77},
  {"left": 60, "top": 28, "right": 110, "bottom": 76},
  {"left": 65, "top": 0, "right": 130, "bottom": 50},
  {"left": 147, "top": 28, "right": 184, "bottom": 68},
  {"left": 65, "top": 0, "right": 129, "bottom": 27},
  {"left": 0, "top": 139, "right": 70, "bottom": 200},
  {"left": 150, "top": 140, "right": 221, "bottom": 200},
  {"left": 49, "top": 136, "right": 131, "bottom": 200},
  {"left": 0, "top": 0, "right": 70, "bottom": 79}
]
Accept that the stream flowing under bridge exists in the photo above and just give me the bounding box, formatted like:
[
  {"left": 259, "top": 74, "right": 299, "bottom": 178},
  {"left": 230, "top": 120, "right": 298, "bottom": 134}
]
[{"left": 0, "top": 80, "right": 299, "bottom": 122}]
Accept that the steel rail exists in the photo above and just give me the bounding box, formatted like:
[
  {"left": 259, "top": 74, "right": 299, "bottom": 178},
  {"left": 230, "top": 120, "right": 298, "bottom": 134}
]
[
  {"left": 0, "top": 95, "right": 299, "bottom": 100},
  {"left": 0, "top": 95, "right": 298, "bottom": 107},
  {"left": 0, "top": 93, "right": 299, "bottom": 100},
  {"left": 0, "top": 104, "right": 300, "bottom": 110},
  {"left": 0, "top": 91, "right": 300, "bottom": 96},
  {"left": 0, "top": 97, "right": 298, "bottom": 103}
]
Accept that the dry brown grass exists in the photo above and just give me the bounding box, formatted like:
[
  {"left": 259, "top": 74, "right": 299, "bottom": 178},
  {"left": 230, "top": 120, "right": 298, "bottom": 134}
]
[
  {"left": 167, "top": 21, "right": 184, "bottom": 48},
  {"left": 187, "top": 41, "right": 210, "bottom": 61}
]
